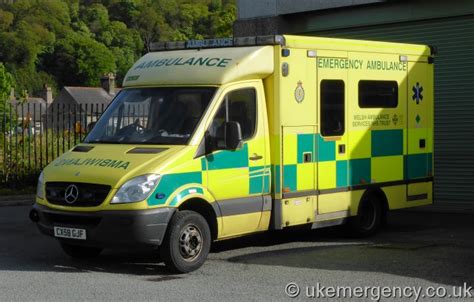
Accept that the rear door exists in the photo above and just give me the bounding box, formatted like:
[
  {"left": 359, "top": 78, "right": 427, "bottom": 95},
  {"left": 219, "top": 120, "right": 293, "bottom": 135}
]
[{"left": 406, "top": 60, "right": 434, "bottom": 202}]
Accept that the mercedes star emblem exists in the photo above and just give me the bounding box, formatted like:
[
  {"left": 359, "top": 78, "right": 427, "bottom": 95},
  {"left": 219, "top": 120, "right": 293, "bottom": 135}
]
[{"left": 64, "top": 184, "right": 79, "bottom": 204}]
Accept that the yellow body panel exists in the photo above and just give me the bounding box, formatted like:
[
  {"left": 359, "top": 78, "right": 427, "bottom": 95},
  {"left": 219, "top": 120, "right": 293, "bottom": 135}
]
[
  {"left": 282, "top": 197, "right": 314, "bottom": 227},
  {"left": 318, "top": 192, "right": 351, "bottom": 214},
  {"left": 371, "top": 156, "right": 404, "bottom": 183},
  {"left": 318, "top": 162, "right": 336, "bottom": 190},
  {"left": 220, "top": 212, "right": 263, "bottom": 238}
]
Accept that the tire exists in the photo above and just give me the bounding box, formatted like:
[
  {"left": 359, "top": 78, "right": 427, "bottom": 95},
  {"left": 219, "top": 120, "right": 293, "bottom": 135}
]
[
  {"left": 160, "top": 210, "right": 211, "bottom": 274},
  {"left": 60, "top": 242, "right": 103, "bottom": 259},
  {"left": 348, "top": 193, "right": 382, "bottom": 237}
]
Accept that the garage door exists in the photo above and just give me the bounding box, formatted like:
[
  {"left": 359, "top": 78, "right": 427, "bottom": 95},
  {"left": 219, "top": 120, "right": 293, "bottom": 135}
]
[{"left": 308, "top": 15, "right": 474, "bottom": 204}]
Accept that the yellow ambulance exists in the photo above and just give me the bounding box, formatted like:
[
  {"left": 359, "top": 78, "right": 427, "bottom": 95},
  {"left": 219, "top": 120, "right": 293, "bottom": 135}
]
[{"left": 31, "top": 35, "right": 434, "bottom": 273}]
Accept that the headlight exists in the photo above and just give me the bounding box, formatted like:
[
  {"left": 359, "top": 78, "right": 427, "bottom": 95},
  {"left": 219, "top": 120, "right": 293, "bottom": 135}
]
[
  {"left": 36, "top": 171, "right": 45, "bottom": 199},
  {"left": 111, "top": 174, "right": 161, "bottom": 204}
]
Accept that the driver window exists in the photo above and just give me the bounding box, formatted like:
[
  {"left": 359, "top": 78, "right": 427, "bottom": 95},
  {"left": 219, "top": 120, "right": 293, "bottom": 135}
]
[{"left": 208, "top": 88, "right": 257, "bottom": 149}]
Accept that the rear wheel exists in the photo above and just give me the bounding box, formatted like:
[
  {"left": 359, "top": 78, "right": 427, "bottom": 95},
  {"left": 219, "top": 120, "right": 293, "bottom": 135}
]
[
  {"left": 160, "top": 210, "right": 211, "bottom": 274},
  {"left": 60, "top": 242, "right": 103, "bottom": 259},
  {"left": 348, "top": 193, "right": 382, "bottom": 237}
]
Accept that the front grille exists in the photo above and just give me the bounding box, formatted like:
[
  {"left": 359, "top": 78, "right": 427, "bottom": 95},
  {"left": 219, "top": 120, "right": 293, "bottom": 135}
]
[{"left": 46, "top": 182, "right": 111, "bottom": 207}]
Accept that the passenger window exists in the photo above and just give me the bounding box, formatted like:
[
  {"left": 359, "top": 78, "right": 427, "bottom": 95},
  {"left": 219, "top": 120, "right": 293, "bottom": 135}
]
[
  {"left": 321, "top": 80, "right": 345, "bottom": 137},
  {"left": 359, "top": 80, "right": 398, "bottom": 108},
  {"left": 208, "top": 88, "right": 257, "bottom": 149}
]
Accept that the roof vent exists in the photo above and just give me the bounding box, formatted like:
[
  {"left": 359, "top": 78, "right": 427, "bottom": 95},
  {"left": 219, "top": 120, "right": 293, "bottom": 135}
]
[
  {"left": 127, "top": 148, "right": 168, "bottom": 154},
  {"left": 72, "top": 145, "right": 94, "bottom": 152}
]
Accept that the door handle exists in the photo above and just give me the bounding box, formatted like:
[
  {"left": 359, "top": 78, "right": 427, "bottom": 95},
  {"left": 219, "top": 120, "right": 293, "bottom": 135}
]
[
  {"left": 338, "top": 144, "right": 346, "bottom": 154},
  {"left": 249, "top": 153, "right": 263, "bottom": 161}
]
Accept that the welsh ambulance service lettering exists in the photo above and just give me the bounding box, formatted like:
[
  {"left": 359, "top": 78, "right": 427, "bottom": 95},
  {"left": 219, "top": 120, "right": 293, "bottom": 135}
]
[
  {"left": 134, "top": 57, "right": 232, "bottom": 70},
  {"left": 54, "top": 158, "right": 130, "bottom": 170},
  {"left": 352, "top": 114, "right": 404, "bottom": 127}
]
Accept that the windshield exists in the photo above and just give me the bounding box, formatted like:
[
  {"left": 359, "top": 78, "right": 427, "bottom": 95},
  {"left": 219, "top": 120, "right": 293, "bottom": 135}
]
[{"left": 84, "top": 87, "right": 216, "bottom": 145}]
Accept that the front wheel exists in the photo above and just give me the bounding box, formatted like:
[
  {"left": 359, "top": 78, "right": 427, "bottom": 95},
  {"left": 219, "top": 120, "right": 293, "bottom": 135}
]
[
  {"left": 60, "top": 242, "right": 103, "bottom": 259},
  {"left": 348, "top": 193, "right": 382, "bottom": 237},
  {"left": 160, "top": 210, "right": 211, "bottom": 273}
]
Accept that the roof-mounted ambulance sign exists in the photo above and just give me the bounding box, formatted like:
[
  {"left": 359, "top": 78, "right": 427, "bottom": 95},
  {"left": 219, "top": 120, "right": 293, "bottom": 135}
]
[
  {"left": 149, "top": 35, "right": 285, "bottom": 52},
  {"left": 186, "top": 38, "right": 233, "bottom": 49}
]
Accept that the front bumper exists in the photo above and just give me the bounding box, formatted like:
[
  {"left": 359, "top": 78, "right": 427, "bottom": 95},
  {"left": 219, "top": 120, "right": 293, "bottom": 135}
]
[{"left": 32, "top": 203, "right": 175, "bottom": 248}]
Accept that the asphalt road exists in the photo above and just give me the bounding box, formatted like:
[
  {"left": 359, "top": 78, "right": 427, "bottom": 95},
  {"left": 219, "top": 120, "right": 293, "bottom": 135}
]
[{"left": 0, "top": 205, "right": 473, "bottom": 301}]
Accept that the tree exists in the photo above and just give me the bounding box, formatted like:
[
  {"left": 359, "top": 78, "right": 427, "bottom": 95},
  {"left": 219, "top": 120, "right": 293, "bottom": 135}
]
[
  {"left": 0, "top": 0, "right": 69, "bottom": 95},
  {"left": 80, "top": 3, "right": 110, "bottom": 34},
  {"left": 0, "top": 63, "right": 14, "bottom": 131},
  {"left": 209, "top": 2, "right": 236, "bottom": 38},
  {"left": 98, "top": 21, "right": 143, "bottom": 82},
  {"left": 134, "top": 3, "right": 171, "bottom": 51},
  {"left": 44, "top": 32, "right": 116, "bottom": 87},
  {"left": 108, "top": 0, "right": 140, "bottom": 27},
  {"left": 0, "top": 9, "right": 14, "bottom": 31},
  {"left": 0, "top": 63, "right": 13, "bottom": 104},
  {"left": 0, "top": 0, "right": 237, "bottom": 91}
]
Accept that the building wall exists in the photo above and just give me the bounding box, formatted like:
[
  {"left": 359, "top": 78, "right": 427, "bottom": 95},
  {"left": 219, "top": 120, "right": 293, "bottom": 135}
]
[
  {"left": 46, "top": 90, "right": 79, "bottom": 132},
  {"left": 235, "top": 0, "right": 474, "bottom": 205},
  {"left": 237, "top": 0, "right": 383, "bottom": 19}
]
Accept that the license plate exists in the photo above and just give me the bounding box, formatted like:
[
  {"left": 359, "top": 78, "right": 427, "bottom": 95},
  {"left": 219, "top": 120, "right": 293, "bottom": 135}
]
[{"left": 54, "top": 226, "right": 87, "bottom": 240}]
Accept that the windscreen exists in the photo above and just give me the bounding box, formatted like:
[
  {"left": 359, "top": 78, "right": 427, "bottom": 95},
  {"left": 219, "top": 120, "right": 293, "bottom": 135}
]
[{"left": 84, "top": 87, "right": 216, "bottom": 145}]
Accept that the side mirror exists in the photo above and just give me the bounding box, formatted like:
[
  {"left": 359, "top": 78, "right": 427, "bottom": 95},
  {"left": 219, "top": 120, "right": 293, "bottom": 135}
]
[{"left": 225, "top": 121, "right": 243, "bottom": 150}]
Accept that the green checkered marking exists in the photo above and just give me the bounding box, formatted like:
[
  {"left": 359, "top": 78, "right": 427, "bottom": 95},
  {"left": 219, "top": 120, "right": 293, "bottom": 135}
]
[
  {"left": 297, "top": 134, "right": 314, "bottom": 163},
  {"left": 148, "top": 171, "right": 202, "bottom": 206},
  {"left": 405, "top": 153, "right": 432, "bottom": 180},
  {"left": 317, "top": 134, "right": 336, "bottom": 162},
  {"left": 336, "top": 160, "right": 348, "bottom": 187},
  {"left": 169, "top": 187, "right": 204, "bottom": 206},
  {"left": 250, "top": 166, "right": 271, "bottom": 194},
  {"left": 349, "top": 158, "right": 371, "bottom": 186},
  {"left": 281, "top": 131, "right": 431, "bottom": 193},
  {"left": 372, "top": 129, "right": 403, "bottom": 157},
  {"left": 283, "top": 164, "right": 297, "bottom": 192},
  {"left": 202, "top": 143, "right": 249, "bottom": 170}
]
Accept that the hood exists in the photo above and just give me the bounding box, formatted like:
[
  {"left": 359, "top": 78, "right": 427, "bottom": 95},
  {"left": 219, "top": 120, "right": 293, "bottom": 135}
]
[{"left": 43, "top": 144, "right": 186, "bottom": 188}]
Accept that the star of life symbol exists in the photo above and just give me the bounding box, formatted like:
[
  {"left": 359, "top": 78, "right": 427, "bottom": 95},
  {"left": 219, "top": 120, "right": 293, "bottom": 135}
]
[{"left": 412, "top": 82, "right": 423, "bottom": 104}]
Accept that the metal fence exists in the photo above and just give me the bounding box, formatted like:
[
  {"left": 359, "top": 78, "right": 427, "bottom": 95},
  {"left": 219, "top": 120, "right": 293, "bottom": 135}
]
[{"left": 0, "top": 102, "right": 106, "bottom": 188}]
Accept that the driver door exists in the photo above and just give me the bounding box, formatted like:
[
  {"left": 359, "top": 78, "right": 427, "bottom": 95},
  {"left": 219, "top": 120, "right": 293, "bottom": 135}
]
[{"left": 203, "top": 83, "right": 266, "bottom": 237}]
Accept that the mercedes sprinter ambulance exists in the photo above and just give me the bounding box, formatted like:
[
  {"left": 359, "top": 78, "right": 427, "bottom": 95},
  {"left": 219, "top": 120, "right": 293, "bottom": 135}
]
[{"left": 31, "top": 35, "right": 434, "bottom": 273}]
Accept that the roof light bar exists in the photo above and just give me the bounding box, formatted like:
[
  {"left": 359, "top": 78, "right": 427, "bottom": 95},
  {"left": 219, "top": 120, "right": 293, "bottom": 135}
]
[
  {"left": 256, "top": 35, "right": 285, "bottom": 46},
  {"left": 149, "top": 41, "right": 186, "bottom": 51},
  {"left": 149, "top": 35, "right": 286, "bottom": 52},
  {"left": 167, "top": 41, "right": 186, "bottom": 50},
  {"left": 149, "top": 42, "right": 166, "bottom": 51},
  {"left": 233, "top": 36, "right": 257, "bottom": 46}
]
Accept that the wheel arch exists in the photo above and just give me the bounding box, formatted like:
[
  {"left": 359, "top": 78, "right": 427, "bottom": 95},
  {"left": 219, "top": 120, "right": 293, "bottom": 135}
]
[
  {"left": 178, "top": 198, "right": 219, "bottom": 240},
  {"left": 361, "top": 187, "right": 389, "bottom": 224}
]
